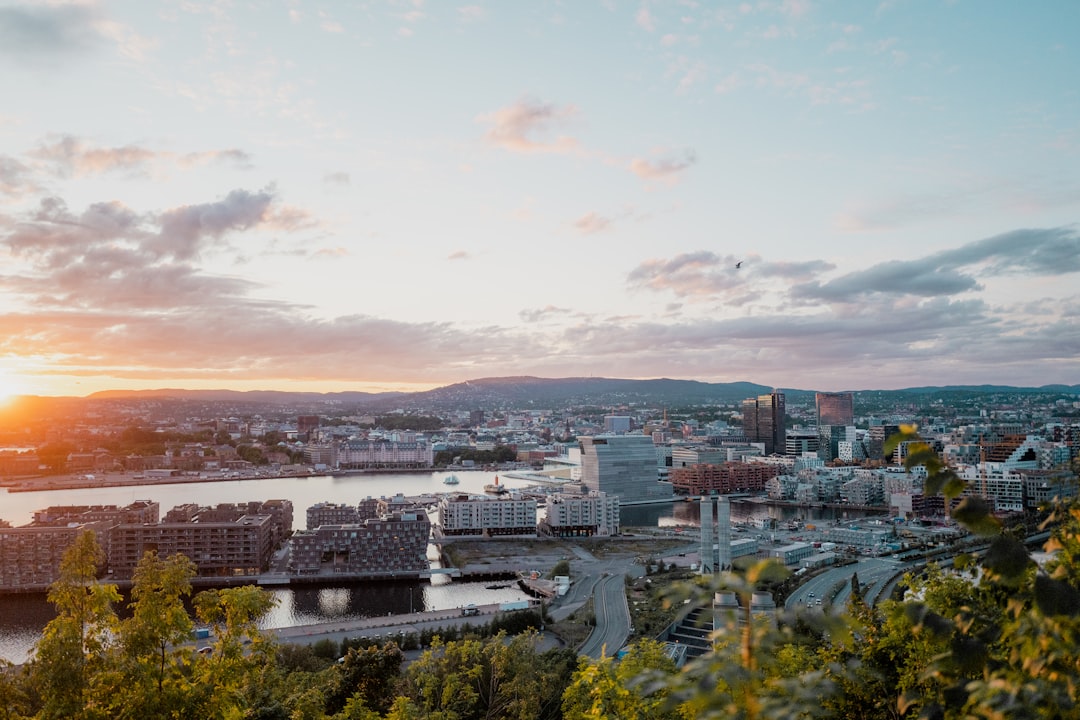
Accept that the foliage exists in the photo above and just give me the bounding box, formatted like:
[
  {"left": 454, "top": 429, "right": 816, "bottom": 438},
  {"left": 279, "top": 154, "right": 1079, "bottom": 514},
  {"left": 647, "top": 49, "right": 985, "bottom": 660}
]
[
  {"left": 562, "top": 639, "right": 679, "bottom": 720},
  {"left": 371, "top": 416, "right": 445, "bottom": 432},
  {"left": 30, "top": 530, "right": 120, "bottom": 719},
  {"left": 434, "top": 445, "right": 519, "bottom": 466},
  {"left": 397, "top": 631, "right": 574, "bottom": 720},
  {"left": 548, "top": 559, "right": 571, "bottom": 579}
]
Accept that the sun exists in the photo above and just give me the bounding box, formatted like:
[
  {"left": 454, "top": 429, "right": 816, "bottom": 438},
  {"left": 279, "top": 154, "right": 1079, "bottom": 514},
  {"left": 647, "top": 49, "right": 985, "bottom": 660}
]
[{"left": 0, "top": 368, "right": 22, "bottom": 405}]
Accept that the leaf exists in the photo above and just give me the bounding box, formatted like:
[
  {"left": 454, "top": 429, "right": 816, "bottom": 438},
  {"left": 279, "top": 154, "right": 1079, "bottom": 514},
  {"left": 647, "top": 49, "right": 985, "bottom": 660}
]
[
  {"left": 883, "top": 425, "right": 920, "bottom": 457},
  {"left": 905, "top": 447, "right": 941, "bottom": 473},
  {"left": 981, "top": 535, "right": 1032, "bottom": 584},
  {"left": 746, "top": 559, "right": 790, "bottom": 585},
  {"left": 951, "top": 497, "right": 1002, "bottom": 536},
  {"left": 904, "top": 603, "right": 953, "bottom": 637},
  {"left": 1034, "top": 575, "right": 1080, "bottom": 617},
  {"left": 940, "top": 475, "right": 966, "bottom": 500},
  {"left": 951, "top": 636, "right": 987, "bottom": 674}
]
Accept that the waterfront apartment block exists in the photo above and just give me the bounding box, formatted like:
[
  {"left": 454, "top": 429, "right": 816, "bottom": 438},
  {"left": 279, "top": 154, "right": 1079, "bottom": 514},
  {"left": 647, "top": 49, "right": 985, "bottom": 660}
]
[
  {"left": 669, "top": 462, "right": 781, "bottom": 496},
  {"left": 307, "top": 502, "right": 360, "bottom": 529},
  {"left": 108, "top": 514, "right": 277, "bottom": 579},
  {"left": 438, "top": 494, "right": 538, "bottom": 537},
  {"left": 337, "top": 439, "right": 433, "bottom": 469},
  {"left": 0, "top": 524, "right": 104, "bottom": 590},
  {"left": 32, "top": 501, "right": 160, "bottom": 527},
  {"left": 162, "top": 500, "right": 293, "bottom": 547},
  {"left": 542, "top": 492, "right": 620, "bottom": 537},
  {"left": 579, "top": 434, "right": 673, "bottom": 505},
  {"left": 289, "top": 510, "right": 431, "bottom": 577}
]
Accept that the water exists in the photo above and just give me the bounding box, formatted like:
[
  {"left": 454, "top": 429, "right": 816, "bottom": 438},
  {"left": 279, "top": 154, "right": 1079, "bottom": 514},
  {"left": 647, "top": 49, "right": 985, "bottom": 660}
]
[{"left": 0, "top": 471, "right": 882, "bottom": 663}]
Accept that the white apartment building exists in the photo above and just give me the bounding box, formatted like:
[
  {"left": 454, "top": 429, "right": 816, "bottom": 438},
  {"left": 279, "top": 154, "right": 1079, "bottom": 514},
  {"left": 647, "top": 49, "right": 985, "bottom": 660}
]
[
  {"left": 338, "top": 440, "right": 434, "bottom": 469},
  {"left": 543, "top": 492, "right": 620, "bottom": 537},
  {"left": 438, "top": 494, "right": 537, "bottom": 537}
]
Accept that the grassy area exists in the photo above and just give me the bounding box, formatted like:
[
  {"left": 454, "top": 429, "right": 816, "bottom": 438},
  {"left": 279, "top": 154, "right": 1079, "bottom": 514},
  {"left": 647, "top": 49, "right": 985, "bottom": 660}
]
[
  {"left": 546, "top": 597, "right": 595, "bottom": 649},
  {"left": 625, "top": 565, "right": 702, "bottom": 641}
]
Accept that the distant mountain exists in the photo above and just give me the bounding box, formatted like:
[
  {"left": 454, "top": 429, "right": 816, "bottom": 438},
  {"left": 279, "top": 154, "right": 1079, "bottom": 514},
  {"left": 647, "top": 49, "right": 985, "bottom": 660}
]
[
  {"left": 394, "top": 376, "right": 812, "bottom": 410},
  {"left": 7, "top": 378, "right": 1076, "bottom": 424},
  {"left": 86, "top": 388, "right": 404, "bottom": 404},
  {"left": 884, "top": 384, "right": 1080, "bottom": 395}
]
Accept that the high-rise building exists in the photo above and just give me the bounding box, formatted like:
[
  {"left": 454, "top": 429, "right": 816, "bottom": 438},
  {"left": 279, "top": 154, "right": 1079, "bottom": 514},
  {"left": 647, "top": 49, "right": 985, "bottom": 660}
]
[
  {"left": 741, "top": 391, "right": 786, "bottom": 455},
  {"left": 579, "top": 435, "right": 672, "bottom": 504},
  {"left": 297, "top": 415, "right": 320, "bottom": 440},
  {"left": 603, "top": 415, "right": 633, "bottom": 434},
  {"left": 815, "top": 392, "right": 854, "bottom": 427}
]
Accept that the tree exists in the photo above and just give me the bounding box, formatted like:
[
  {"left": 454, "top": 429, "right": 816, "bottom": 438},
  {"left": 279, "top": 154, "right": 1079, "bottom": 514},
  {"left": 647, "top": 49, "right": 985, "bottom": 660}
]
[
  {"left": 398, "top": 631, "right": 573, "bottom": 720},
  {"left": 562, "top": 639, "right": 679, "bottom": 720},
  {"left": 36, "top": 441, "right": 75, "bottom": 474},
  {"left": 99, "top": 551, "right": 198, "bottom": 717},
  {"left": 192, "top": 585, "right": 278, "bottom": 717},
  {"left": 324, "top": 642, "right": 404, "bottom": 716},
  {"left": 30, "top": 530, "right": 120, "bottom": 719}
]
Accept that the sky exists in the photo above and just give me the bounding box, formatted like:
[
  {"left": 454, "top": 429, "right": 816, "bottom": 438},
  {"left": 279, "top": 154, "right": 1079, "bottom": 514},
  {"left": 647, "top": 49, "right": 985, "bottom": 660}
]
[{"left": 0, "top": 0, "right": 1078, "bottom": 399}]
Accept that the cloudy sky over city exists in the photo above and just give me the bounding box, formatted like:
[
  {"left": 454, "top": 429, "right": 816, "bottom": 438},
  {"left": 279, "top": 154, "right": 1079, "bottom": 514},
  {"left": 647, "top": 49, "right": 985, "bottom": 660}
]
[{"left": 0, "top": 0, "right": 1078, "bottom": 398}]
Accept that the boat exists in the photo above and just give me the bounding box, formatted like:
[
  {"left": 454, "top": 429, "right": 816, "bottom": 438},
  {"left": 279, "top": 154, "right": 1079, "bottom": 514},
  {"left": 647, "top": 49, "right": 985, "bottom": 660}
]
[
  {"left": 443, "top": 475, "right": 460, "bottom": 485},
  {"left": 484, "top": 475, "right": 508, "bottom": 494}
]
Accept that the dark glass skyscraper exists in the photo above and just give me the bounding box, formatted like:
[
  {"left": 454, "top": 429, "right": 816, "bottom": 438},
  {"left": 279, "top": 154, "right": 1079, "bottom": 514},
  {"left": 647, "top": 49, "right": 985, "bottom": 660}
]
[
  {"left": 742, "top": 390, "right": 786, "bottom": 455},
  {"left": 816, "top": 392, "right": 854, "bottom": 461},
  {"left": 815, "top": 392, "right": 854, "bottom": 427}
]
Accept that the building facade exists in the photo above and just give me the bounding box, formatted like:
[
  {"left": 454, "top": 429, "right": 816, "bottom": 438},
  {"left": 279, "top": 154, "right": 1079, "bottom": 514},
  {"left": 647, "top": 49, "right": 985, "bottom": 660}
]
[
  {"left": 542, "top": 492, "right": 619, "bottom": 537},
  {"left": 289, "top": 510, "right": 431, "bottom": 577},
  {"left": 670, "top": 462, "right": 780, "bottom": 496},
  {"left": 741, "top": 391, "right": 786, "bottom": 455},
  {"left": 579, "top": 434, "right": 672, "bottom": 504},
  {"left": 438, "top": 495, "right": 538, "bottom": 537}
]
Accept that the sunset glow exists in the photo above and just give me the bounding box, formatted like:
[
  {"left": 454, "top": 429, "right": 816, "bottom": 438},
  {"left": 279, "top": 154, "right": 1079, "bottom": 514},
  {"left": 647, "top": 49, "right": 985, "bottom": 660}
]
[{"left": 1, "top": 2, "right": 1077, "bottom": 396}]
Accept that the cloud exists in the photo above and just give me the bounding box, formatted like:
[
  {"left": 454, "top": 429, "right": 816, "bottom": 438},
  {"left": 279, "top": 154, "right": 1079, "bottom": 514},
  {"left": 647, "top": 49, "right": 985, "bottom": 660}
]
[
  {"left": 574, "top": 212, "right": 613, "bottom": 234},
  {"left": 458, "top": 5, "right": 485, "bottom": 22},
  {"left": 793, "top": 226, "right": 1080, "bottom": 302},
  {"left": 323, "top": 171, "right": 351, "bottom": 185},
  {"left": 627, "top": 251, "right": 745, "bottom": 298},
  {"left": 179, "top": 149, "right": 253, "bottom": 169},
  {"left": 629, "top": 150, "right": 696, "bottom": 181},
  {"left": 0, "top": 155, "right": 35, "bottom": 196},
  {"left": 479, "top": 99, "right": 579, "bottom": 154},
  {"left": 448, "top": 250, "right": 471, "bottom": 261},
  {"left": 29, "top": 136, "right": 155, "bottom": 177},
  {"left": 519, "top": 305, "right": 572, "bottom": 323},
  {"left": 27, "top": 136, "right": 253, "bottom": 177},
  {"left": 150, "top": 188, "right": 278, "bottom": 260},
  {"left": 636, "top": 6, "right": 656, "bottom": 32},
  {"left": 0, "top": 4, "right": 103, "bottom": 61}
]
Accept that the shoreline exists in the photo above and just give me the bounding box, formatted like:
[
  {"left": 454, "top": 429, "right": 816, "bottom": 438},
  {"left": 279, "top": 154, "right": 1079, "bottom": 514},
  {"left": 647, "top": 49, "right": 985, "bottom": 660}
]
[{"left": 0, "top": 465, "right": 525, "bottom": 493}]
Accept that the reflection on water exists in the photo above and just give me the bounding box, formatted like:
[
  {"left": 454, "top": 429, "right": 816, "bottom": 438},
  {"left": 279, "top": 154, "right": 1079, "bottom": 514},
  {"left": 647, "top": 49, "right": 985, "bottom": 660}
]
[{"left": 621, "top": 499, "right": 882, "bottom": 528}]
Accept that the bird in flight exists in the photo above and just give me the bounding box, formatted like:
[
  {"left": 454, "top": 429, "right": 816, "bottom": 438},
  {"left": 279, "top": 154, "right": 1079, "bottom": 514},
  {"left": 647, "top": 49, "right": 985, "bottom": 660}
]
[{"left": 735, "top": 260, "right": 743, "bottom": 269}]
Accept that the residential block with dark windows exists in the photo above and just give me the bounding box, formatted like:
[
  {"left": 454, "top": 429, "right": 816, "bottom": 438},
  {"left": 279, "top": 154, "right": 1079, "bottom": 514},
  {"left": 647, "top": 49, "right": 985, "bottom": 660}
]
[
  {"left": 289, "top": 510, "right": 431, "bottom": 578},
  {"left": 669, "top": 462, "right": 781, "bottom": 496}
]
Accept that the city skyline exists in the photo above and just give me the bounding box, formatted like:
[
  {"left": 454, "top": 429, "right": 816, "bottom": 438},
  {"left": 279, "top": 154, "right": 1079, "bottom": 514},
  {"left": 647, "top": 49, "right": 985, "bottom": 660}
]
[{"left": 1, "top": 2, "right": 1078, "bottom": 400}]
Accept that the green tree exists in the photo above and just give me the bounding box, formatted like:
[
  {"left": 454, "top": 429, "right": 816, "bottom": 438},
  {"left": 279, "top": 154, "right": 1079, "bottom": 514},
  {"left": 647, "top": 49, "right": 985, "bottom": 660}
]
[
  {"left": 324, "top": 642, "right": 404, "bottom": 716},
  {"left": 0, "top": 660, "right": 31, "bottom": 720},
  {"left": 36, "top": 441, "right": 75, "bottom": 474},
  {"left": 562, "top": 639, "right": 679, "bottom": 720},
  {"left": 192, "top": 585, "right": 278, "bottom": 717},
  {"left": 101, "top": 551, "right": 198, "bottom": 717},
  {"left": 30, "top": 530, "right": 120, "bottom": 719},
  {"left": 398, "top": 631, "right": 572, "bottom": 720}
]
